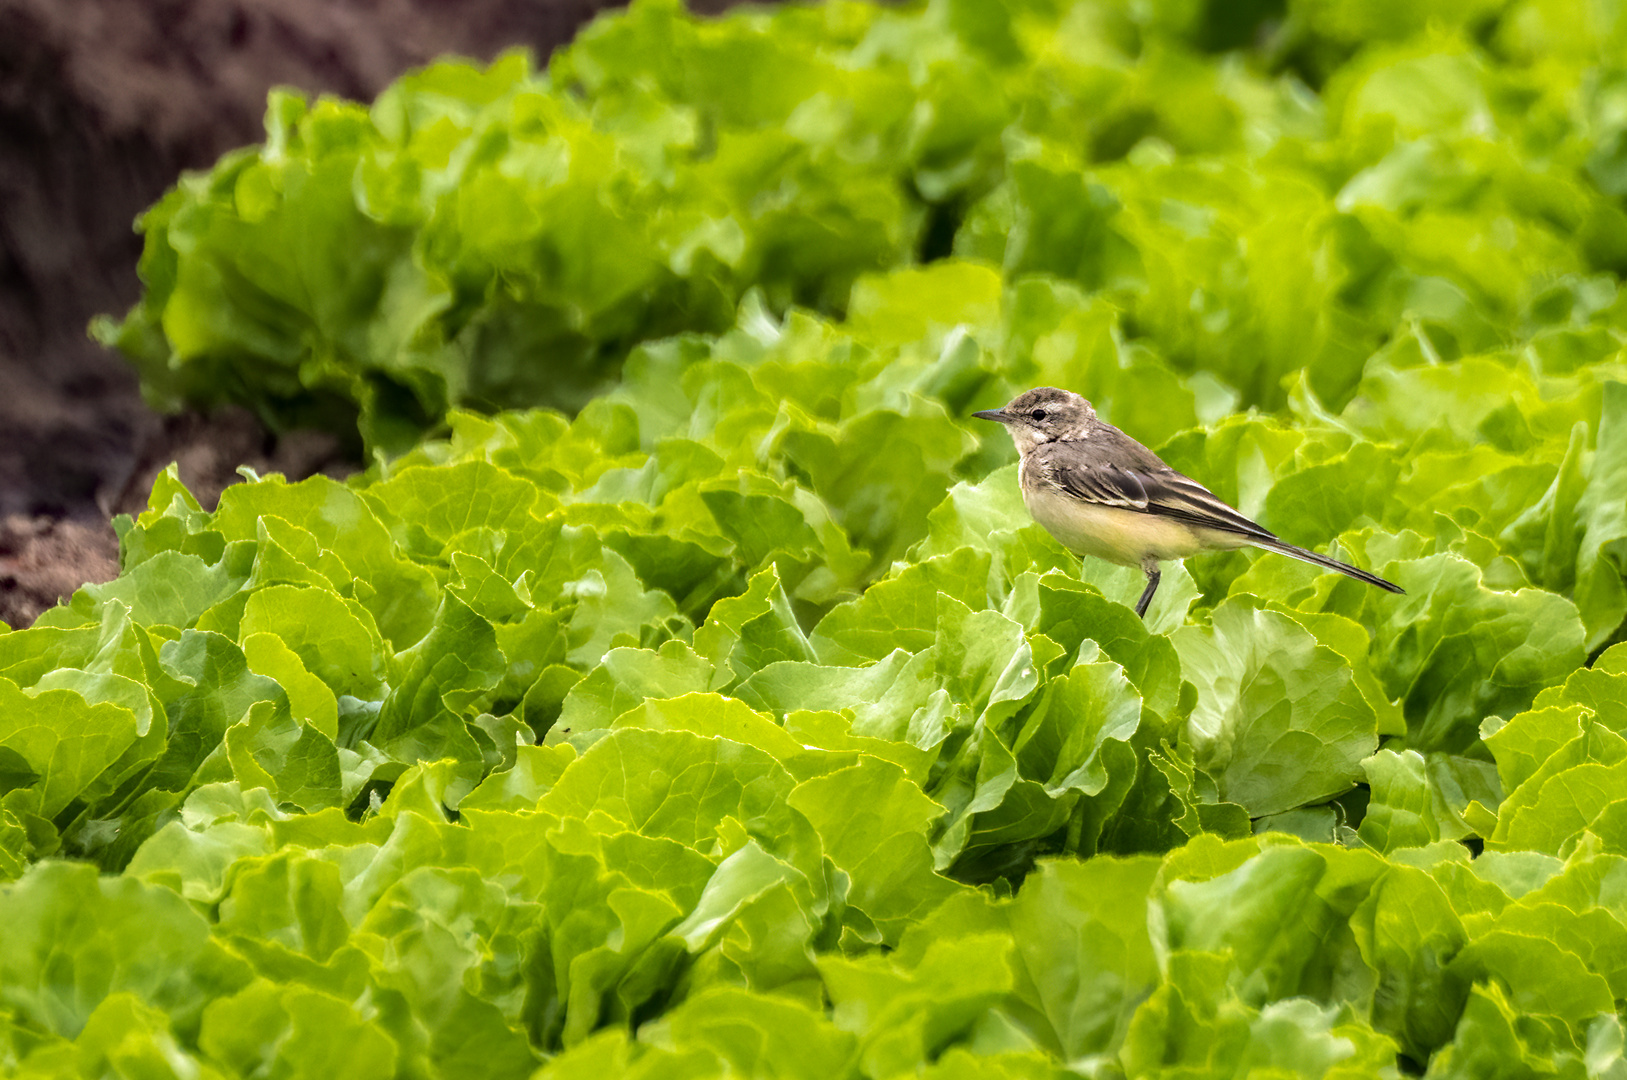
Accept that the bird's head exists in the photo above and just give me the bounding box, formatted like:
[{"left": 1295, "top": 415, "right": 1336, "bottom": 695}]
[{"left": 973, "top": 387, "right": 1098, "bottom": 452}]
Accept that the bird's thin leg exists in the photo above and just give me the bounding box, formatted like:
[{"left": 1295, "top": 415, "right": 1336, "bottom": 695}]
[{"left": 1134, "top": 564, "right": 1161, "bottom": 619}]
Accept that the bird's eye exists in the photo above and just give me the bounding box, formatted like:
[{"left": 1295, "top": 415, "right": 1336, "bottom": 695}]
[{"left": 1031, "top": 408, "right": 1048, "bottom": 421}]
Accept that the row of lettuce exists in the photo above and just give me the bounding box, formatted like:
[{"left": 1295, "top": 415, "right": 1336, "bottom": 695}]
[
  {"left": 14, "top": 0, "right": 1627, "bottom": 1074},
  {"left": 2, "top": 256, "right": 1625, "bottom": 1075},
  {"left": 93, "top": 0, "right": 1627, "bottom": 453}
]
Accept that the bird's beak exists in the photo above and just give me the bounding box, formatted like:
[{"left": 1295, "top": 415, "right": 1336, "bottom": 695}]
[{"left": 972, "top": 409, "right": 1008, "bottom": 423}]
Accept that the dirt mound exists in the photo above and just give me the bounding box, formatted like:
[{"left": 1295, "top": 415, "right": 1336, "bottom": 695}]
[{"left": 0, "top": 0, "right": 636, "bottom": 626}]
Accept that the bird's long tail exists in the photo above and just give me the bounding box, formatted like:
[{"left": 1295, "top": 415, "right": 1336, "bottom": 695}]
[{"left": 1251, "top": 538, "right": 1405, "bottom": 594}]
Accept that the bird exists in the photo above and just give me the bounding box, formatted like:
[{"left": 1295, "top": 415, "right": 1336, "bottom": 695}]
[{"left": 973, "top": 386, "right": 1403, "bottom": 618}]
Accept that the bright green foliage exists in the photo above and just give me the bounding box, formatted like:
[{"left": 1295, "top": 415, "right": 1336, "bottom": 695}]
[
  {"left": 24, "top": 0, "right": 1627, "bottom": 1075},
  {"left": 16, "top": 271, "right": 1623, "bottom": 1075},
  {"left": 95, "top": 0, "right": 1627, "bottom": 460}
]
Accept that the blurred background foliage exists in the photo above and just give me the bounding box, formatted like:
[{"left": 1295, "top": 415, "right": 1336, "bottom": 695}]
[{"left": 95, "top": 0, "right": 1627, "bottom": 451}]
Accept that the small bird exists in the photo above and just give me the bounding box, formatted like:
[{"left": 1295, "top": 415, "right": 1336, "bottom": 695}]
[{"left": 974, "top": 387, "right": 1403, "bottom": 618}]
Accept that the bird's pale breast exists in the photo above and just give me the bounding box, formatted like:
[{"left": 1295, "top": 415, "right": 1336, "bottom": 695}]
[{"left": 1022, "top": 482, "right": 1213, "bottom": 565}]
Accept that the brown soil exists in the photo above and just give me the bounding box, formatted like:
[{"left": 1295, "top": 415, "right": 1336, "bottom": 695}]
[{"left": 0, "top": 0, "right": 649, "bottom": 627}]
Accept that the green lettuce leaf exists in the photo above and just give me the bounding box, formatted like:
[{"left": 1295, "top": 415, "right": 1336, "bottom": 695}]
[{"left": 1174, "top": 599, "right": 1378, "bottom": 816}]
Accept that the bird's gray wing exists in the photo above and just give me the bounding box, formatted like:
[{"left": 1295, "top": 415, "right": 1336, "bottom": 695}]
[
  {"left": 1050, "top": 459, "right": 1279, "bottom": 542},
  {"left": 1051, "top": 460, "right": 1150, "bottom": 508}
]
